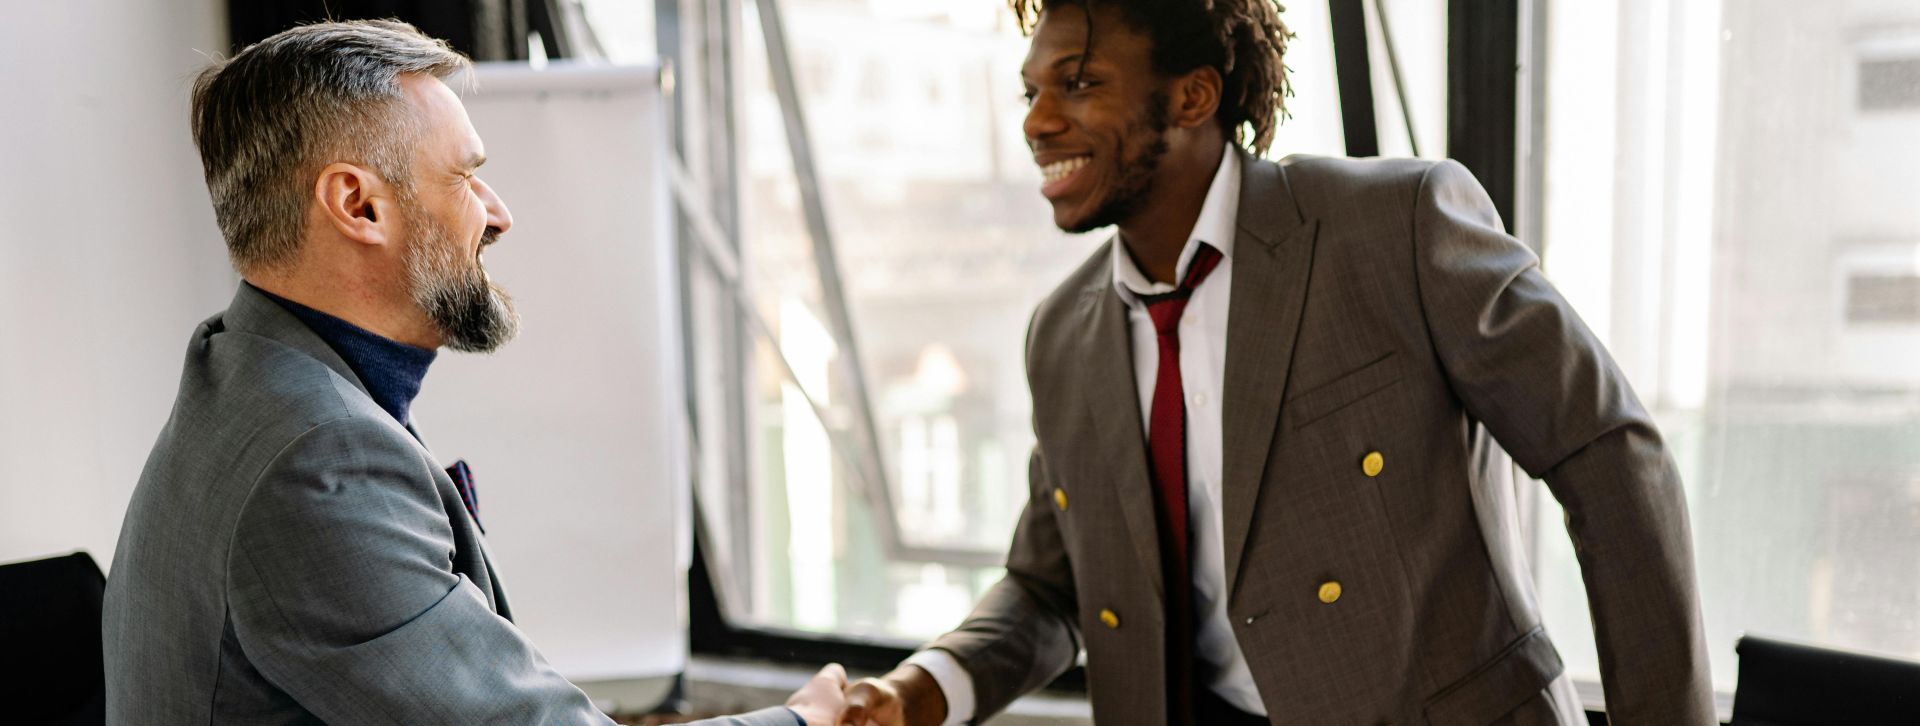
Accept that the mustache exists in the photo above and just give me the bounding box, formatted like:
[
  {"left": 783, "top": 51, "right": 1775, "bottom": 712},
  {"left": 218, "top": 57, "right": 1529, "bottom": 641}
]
[{"left": 479, "top": 227, "right": 503, "bottom": 249}]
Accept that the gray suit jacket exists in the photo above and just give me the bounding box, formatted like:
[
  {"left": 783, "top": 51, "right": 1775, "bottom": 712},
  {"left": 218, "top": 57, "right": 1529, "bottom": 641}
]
[
  {"left": 927, "top": 155, "right": 1715, "bottom": 725},
  {"left": 103, "top": 285, "right": 793, "bottom": 726}
]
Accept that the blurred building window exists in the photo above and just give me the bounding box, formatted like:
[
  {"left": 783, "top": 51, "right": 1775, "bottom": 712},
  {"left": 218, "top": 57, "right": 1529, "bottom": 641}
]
[{"left": 1533, "top": 0, "right": 1920, "bottom": 692}]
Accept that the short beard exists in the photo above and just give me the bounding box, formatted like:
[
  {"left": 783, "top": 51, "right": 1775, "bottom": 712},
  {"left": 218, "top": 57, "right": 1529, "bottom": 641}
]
[
  {"left": 1063, "top": 89, "right": 1173, "bottom": 234},
  {"left": 404, "top": 215, "right": 520, "bottom": 353}
]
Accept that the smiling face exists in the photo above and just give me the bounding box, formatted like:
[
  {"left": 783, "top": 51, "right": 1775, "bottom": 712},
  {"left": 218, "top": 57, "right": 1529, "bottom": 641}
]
[
  {"left": 396, "top": 74, "right": 520, "bottom": 352},
  {"left": 1021, "top": 4, "right": 1175, "bottom": 233}
]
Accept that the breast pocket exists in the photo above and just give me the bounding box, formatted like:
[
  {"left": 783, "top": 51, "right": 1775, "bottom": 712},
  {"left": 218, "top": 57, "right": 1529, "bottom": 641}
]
[{"left": 1283, "top": 351, "right": 1404, "bottom": 430}]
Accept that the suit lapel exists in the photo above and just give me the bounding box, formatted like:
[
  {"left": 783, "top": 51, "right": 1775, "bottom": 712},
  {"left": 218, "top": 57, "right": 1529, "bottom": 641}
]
[
  {"left": 230, "top": 284, "right": 515, "bottom": 618},
  {"left": 1220, "top": 155, "right": 1318, "bottom": 601},
  {"left": 410, "top": 422, "right": 515, "bottom": 619},
  {"left": 1075, "top": 268, "right": 1169, "bottom": 599}
]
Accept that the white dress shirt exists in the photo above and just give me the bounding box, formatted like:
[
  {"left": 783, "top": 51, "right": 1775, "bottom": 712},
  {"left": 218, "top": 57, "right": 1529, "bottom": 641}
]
[{"left": 911, "top": 145, "right": 1263, "bottom": 721}]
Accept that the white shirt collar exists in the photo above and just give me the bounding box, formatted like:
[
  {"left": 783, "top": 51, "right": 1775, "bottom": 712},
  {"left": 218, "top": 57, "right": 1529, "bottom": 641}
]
[{"left": 1111, "top": 143, "right": 1242, "bottom": 306}]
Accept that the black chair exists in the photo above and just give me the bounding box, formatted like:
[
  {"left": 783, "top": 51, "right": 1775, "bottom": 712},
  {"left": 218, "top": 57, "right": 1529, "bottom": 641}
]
[
  {"left": 0, "top": 551, "right": 106, "bottom": 726},
  {"left": 1730, "top": 634, "right": 1920, "bottom": 725}
]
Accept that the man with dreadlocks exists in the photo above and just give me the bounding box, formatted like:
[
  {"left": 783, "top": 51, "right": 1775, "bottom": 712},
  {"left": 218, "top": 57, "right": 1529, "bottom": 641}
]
[{"left": 839, "top": 1, "right": 1713, "bottom": 724}]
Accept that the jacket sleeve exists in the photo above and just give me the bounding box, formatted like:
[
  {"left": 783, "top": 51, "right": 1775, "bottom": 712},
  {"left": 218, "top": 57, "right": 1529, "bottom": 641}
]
[
  {"left": 925, "top": 446, "right": 1083, "bottom": 723},
  {"left": 226, "top": 415, "right": 795, "bottom": 726},
  {"left": 1408, "top": 159, "right": 1716, "bottom": 724}
]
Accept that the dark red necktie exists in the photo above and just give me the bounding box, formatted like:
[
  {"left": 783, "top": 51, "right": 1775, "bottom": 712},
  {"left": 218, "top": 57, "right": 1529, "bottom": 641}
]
[
  {"left": 446, "top": 459, "right": 481, "bottom": 531},
  {"left": 1141, "top": 243, "right": 1223, "bottom": 726}
]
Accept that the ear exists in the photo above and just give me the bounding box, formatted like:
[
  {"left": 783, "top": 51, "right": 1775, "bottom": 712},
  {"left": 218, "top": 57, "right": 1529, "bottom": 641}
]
[
  {"left": 1170, "top": 65, "right": 1224, "bottom": 131},
  {"left": 314, "top": 162, "right": 401, "bottom": 248}
]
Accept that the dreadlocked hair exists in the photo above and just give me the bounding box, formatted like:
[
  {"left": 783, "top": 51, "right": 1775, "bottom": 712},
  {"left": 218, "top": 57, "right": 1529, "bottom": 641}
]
[{"left": 1009, "top": 0, "right": 1294, "bottom": 156}]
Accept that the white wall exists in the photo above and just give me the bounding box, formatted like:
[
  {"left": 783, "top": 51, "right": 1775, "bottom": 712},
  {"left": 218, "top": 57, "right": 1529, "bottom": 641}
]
[{"left": 0, "top": 0, "right": 232, "bottom": 567}]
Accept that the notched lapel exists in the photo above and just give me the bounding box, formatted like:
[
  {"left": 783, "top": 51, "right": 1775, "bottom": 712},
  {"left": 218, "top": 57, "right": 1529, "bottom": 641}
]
[
  {"left": 1221, "top": 157, "right": 1319, "bottom": 602},
  {"left": 1075, "top": 278, "right": 1167, "bottom": 599}
]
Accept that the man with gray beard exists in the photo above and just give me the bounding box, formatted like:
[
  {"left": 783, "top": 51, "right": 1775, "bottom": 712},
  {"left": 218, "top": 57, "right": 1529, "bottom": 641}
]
[{"left": 101, "top": 20, "right": 846, "bottom": 725}]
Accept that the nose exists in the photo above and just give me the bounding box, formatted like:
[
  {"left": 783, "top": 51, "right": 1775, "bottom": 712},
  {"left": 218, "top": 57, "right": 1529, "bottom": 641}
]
[
  {"left": 475, "top": 176, "right": 513, "bottom": 236},
  {"left": 1023, "top": 91, "right": 1068, "bottom": 144}
]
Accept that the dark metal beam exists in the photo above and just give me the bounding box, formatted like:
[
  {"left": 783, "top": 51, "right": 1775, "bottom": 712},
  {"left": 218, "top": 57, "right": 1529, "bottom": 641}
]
[
  {"left": 1448, "top": 0, "right": 1521, "bottom": 233},
  {"left": 528, "top": 0, "right": 571, "bottom": 59},
  {"left": 1329, "top": 0, "right": 1379, "bottom": 157}
]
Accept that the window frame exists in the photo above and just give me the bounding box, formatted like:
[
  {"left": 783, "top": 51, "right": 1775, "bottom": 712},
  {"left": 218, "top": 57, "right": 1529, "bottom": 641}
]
[{"left": 667, "top": 0, "right": 1621, "bottom": 722}]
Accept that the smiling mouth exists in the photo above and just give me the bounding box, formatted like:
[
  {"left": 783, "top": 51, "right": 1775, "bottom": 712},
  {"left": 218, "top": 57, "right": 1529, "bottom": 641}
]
[
  {"left": 1041, "top": 156, "right": 1089, "bottom": 184},
  {"left": 1039, "top": 155, "right": 1092, "bottom": 200}
]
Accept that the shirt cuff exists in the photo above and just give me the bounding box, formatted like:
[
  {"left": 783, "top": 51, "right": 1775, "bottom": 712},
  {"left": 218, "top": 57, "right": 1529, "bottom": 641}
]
[
  {"left": 786, "top": 706, "right": 806, "bottom": 726},
  {"left": 903, "top": 648, "right": 975, "bottom": 726}
]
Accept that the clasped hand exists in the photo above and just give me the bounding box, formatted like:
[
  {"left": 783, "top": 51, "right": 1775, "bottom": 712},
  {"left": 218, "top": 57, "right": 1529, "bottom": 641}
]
[{"left": 785, "top": 664, "right": 945, "bottom": 726}]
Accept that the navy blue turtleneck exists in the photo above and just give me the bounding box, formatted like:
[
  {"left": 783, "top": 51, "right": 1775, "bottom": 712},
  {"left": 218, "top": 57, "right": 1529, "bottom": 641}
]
[{"left": 251, "top": 283, "right": 437, "bottom": 426}]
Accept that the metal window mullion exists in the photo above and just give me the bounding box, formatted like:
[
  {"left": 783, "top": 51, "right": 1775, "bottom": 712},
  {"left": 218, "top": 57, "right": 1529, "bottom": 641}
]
[
  {"left": 1512, "top": 0, "right": 1549, "bottom": 568},
  {"left": 662, "top": 0, "right": 765, "bottom": 618},
  {"left": 1330, "top": 0, "right": 1381, "bottom": 157},
  {"left": 1446, "top": 0, "right": 1521, "bottom": 233},
  {"left": 750, "top": 0, "right": 905, "bottom": 552},
  {"left": 705, "top": 0, "right": 759, "bottom": 617},
  {"left": 669, "top": 157, "right": 1002, "bottom": 569},
  {"left": 1368, "top": 0, "right": 1422, "bottom": 157}
]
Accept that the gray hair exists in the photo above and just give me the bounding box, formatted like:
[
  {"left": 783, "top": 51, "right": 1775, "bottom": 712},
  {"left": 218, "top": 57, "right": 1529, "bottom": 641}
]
[{"left": 190, "top": 20, "right": 469, "bottom": 273}]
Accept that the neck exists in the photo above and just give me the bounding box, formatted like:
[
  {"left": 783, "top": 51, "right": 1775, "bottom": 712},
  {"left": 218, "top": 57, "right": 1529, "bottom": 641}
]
[
  {"left": 245, "top": 268, "right": 440, "bottom": 350},
  {"left": 1116, "top": 140, "right": 1226, "bottom": 285}
]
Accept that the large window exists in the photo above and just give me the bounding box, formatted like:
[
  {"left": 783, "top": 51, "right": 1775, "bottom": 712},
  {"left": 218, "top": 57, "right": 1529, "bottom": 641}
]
[
  {"left": 688, "top": 0, "right": 1354, "bottom": 645},
  {"left": 1531, "top": 0, "right": 1920, "bottom": 692},
  {"left": 670, "top": 0, "right": 1920, "bottom": 703}
]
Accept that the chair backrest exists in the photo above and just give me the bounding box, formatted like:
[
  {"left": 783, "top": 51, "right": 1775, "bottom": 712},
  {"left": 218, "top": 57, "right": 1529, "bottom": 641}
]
[
  {"left": 0, "top": 551, "right": 106, "bottom": 726},
  {"left": 1731, "top": 634, "right": 1920, "bottom": 726}
]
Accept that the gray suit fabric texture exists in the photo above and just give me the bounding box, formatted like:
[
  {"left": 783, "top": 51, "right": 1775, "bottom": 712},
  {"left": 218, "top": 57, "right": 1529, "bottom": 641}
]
[
  {"left": 103, "top": 285, "right": 791, "bottom": 726},
  {"left": 927, "top": 154, "right": 1715, "bottom": 725}
]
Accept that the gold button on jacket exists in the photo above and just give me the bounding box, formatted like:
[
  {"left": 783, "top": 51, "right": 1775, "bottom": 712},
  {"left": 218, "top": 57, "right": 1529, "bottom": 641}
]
[
  {"left": 1362, "top": 451, "right": 1385, "bottom": 477},
  {"left": 1098, "top": 608, "right": 1120, "bottom": 628},
  {"left": 1318, "top": 581, "right": 1343, "bottom": 604},
  {"left": 1052, "top": 488, "right": 1068, "bottom": 510}
]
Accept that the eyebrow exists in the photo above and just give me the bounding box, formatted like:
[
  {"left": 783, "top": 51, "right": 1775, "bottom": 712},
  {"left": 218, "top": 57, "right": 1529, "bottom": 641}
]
[
  {"left": 463, "top": 153, "right": 487, "bottom": 170},
  {"left": 1022, "top": 53, "right": 1092, "bottom": 83}
]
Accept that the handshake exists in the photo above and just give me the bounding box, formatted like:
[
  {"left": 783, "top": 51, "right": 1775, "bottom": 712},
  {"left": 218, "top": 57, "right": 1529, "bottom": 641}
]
[{"left": 782, "top": 663, "right": 947, "bottom": 726}]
